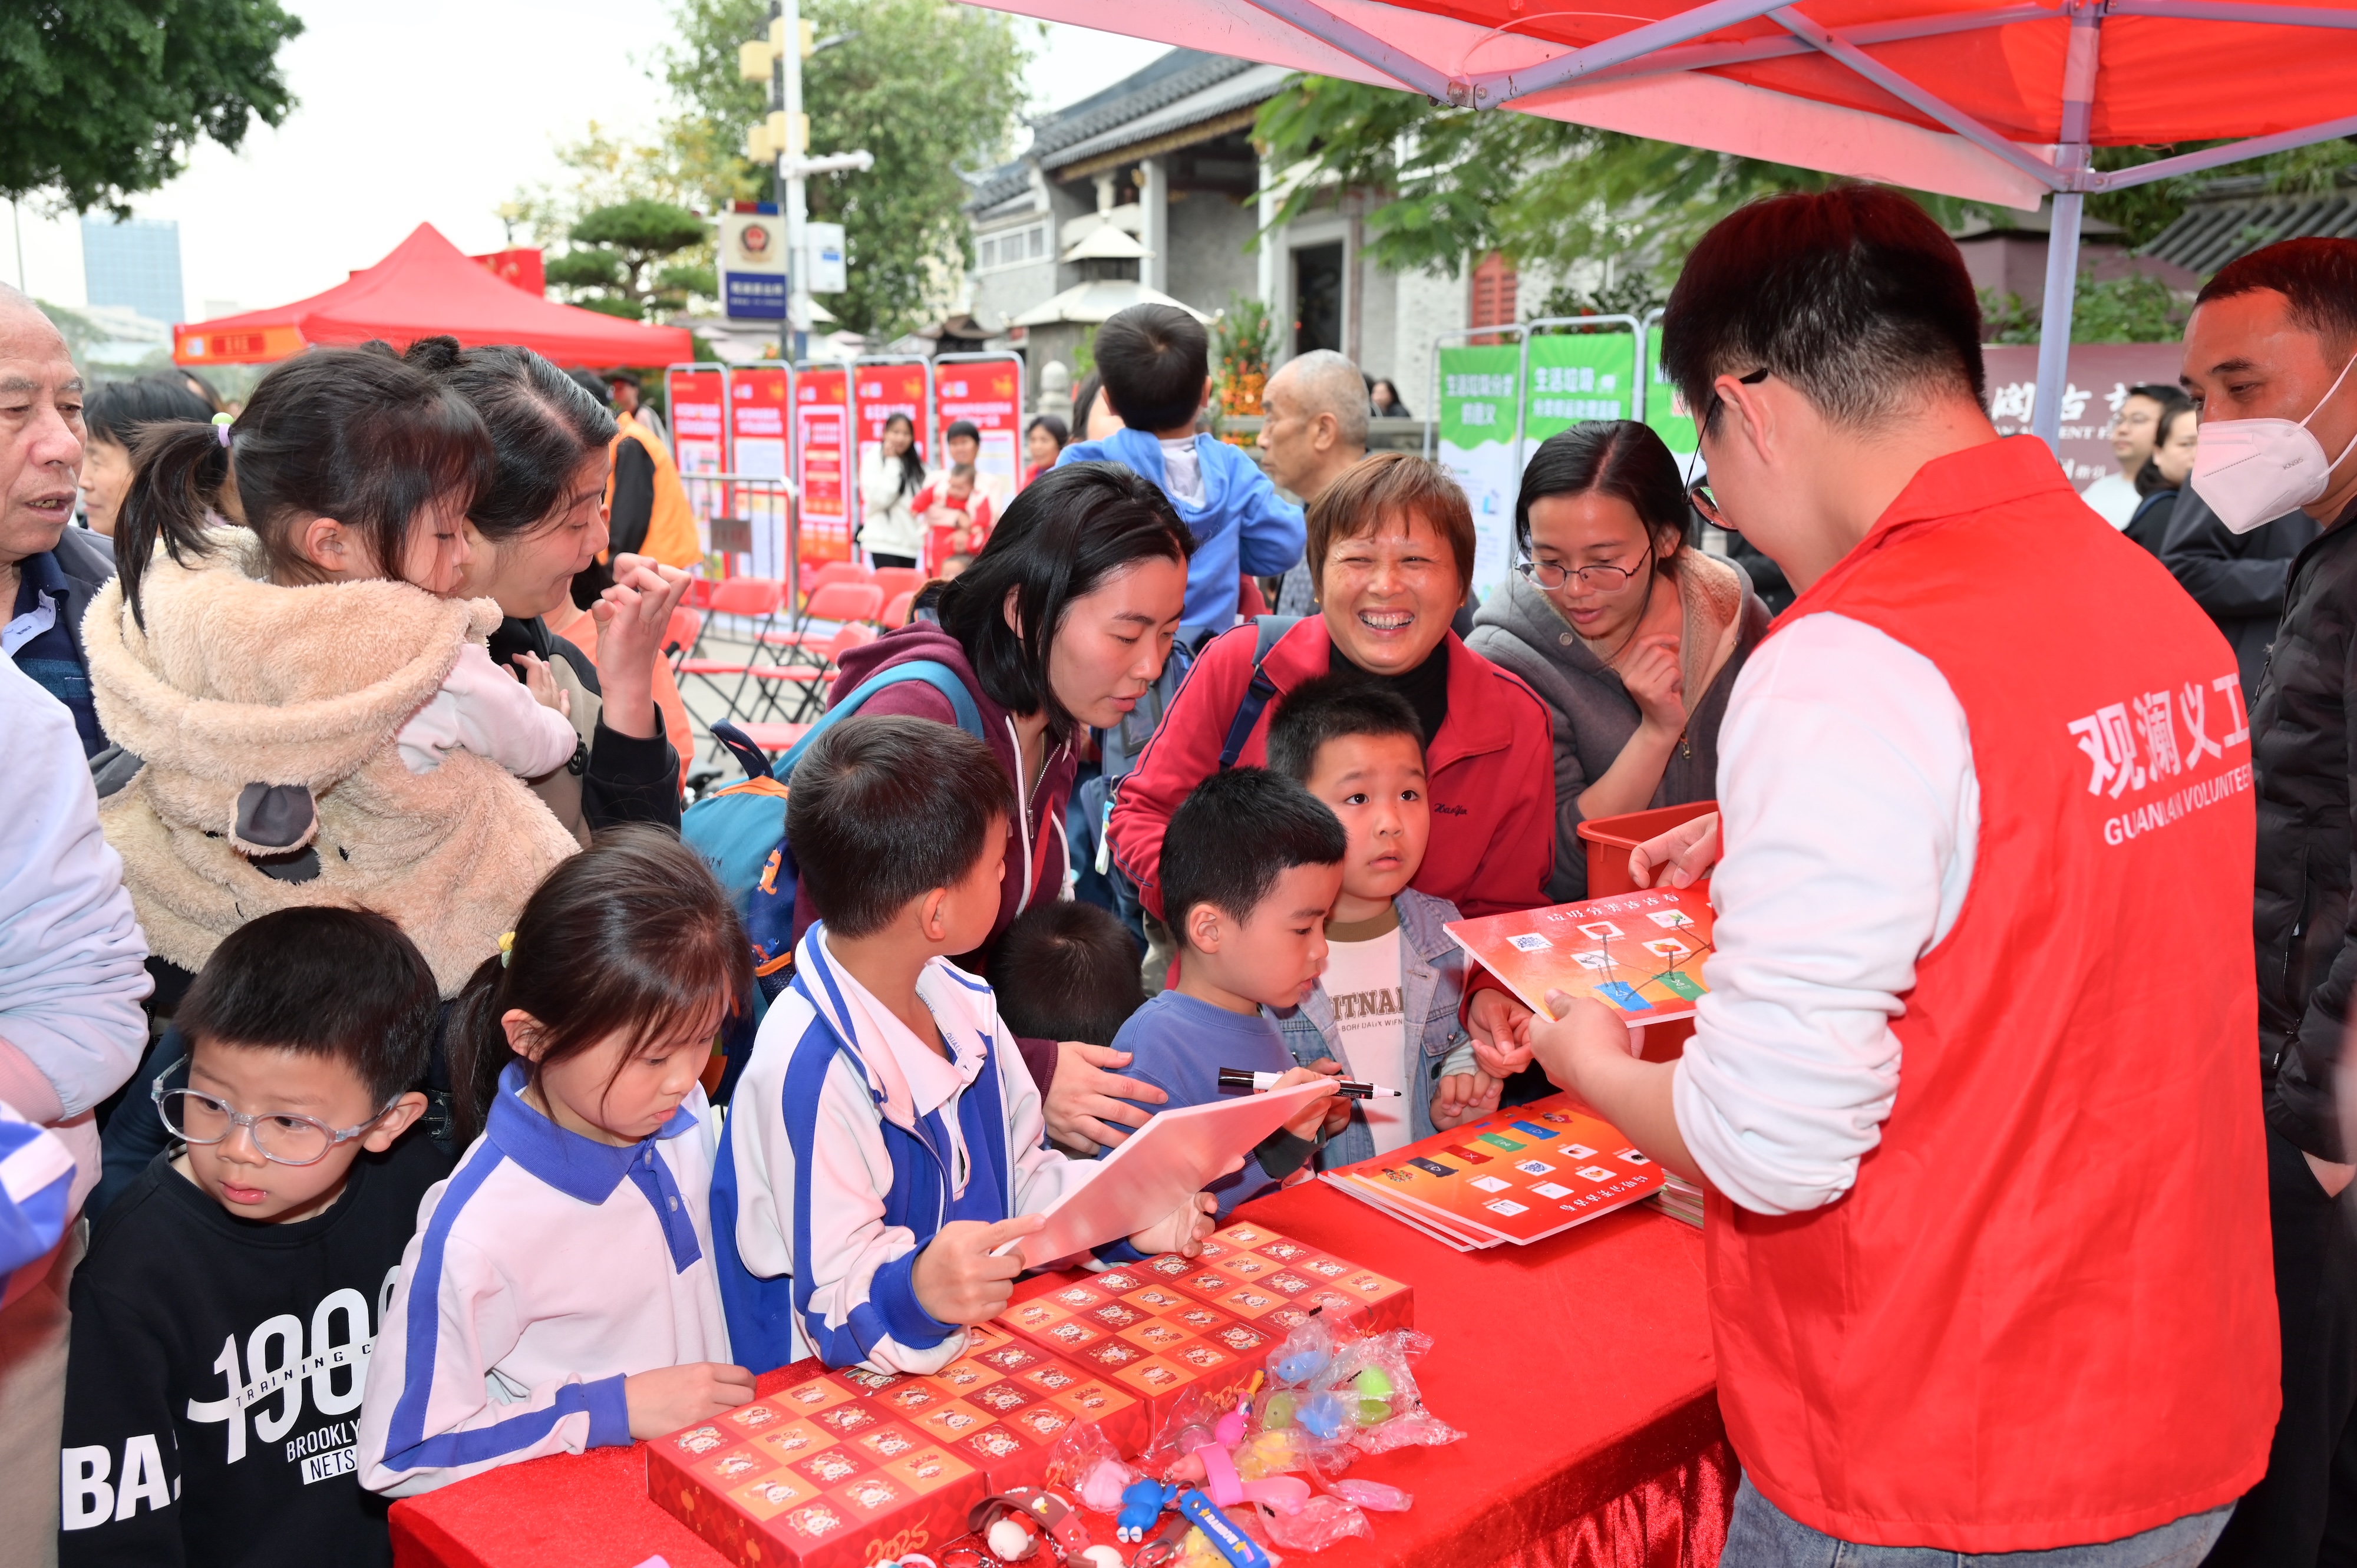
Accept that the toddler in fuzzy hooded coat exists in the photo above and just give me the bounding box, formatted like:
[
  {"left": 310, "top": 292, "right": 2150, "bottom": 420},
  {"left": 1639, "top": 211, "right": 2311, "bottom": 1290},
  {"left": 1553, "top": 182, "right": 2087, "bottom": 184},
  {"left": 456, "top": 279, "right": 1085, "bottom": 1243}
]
[{"left": 87, "top": 349, "right": 582, "bottom": 996}]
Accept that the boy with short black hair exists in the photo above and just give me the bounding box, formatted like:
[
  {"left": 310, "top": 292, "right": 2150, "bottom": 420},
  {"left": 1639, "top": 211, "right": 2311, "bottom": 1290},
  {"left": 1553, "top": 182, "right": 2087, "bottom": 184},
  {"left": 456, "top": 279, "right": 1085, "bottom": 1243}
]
[
  {"left": 61, "top": 907, "right": 448, "bottom": 1568},
  {"left": 985, "top": 900, "right": 1146, "bottom": 1049},
  {"left": 715, "top": 715, "right": 1216, "bottom": 1375},
  {"left": 1106, "top": 768, "right": 1349, "bottom": 1213},
  {"left": 1057, "top": 303, "right": 1305, "bottom": 641},
  {"left": 1265, "top": 675, "right": 1491, "bottom": 1156}
]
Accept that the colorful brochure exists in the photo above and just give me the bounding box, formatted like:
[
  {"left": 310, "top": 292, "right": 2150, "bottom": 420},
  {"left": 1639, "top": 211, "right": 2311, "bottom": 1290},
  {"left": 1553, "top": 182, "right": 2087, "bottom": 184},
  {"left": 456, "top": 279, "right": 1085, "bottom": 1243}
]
[
  {"left": 1443, "top": 886, "right": 1714, "bottom": 1022},
  {"left": 1321, "top": 1094, "right": 1665, "bottom": 1246}
]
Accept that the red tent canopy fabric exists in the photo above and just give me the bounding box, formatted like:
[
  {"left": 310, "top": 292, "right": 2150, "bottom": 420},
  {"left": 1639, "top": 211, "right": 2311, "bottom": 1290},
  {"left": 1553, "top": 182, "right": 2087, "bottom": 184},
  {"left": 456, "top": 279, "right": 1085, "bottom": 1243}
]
[{"left": 173, "top": 223, "right": 694, "bottom": 368}]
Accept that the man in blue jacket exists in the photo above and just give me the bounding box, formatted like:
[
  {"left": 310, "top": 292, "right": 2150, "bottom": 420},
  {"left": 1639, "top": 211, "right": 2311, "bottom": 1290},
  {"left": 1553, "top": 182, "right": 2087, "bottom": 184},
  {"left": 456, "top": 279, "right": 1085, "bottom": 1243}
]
[{"left": 1059, "top": 304, "right": 1303, "bottom": 642}]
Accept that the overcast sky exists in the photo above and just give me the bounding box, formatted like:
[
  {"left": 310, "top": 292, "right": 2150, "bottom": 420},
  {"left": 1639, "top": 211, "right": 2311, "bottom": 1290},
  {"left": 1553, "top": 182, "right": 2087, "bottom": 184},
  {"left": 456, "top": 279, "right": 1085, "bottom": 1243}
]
[{"left": 8, "top": 4, "right": 1168, "bottom": 321}]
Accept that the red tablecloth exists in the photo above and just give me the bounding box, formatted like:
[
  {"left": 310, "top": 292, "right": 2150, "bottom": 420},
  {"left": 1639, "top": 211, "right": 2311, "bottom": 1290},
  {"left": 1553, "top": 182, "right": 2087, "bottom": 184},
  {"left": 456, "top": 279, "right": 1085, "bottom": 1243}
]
[{"left": 392, "top": 1183, "right": 1732, "bottom": 1568}]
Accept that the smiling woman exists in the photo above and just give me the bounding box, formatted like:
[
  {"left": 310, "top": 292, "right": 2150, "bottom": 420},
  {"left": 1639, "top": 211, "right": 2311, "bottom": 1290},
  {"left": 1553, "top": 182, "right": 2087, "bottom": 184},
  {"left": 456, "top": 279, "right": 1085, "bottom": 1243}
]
[{"left": 1108, "top": 450, "right": 1557, "bottom": 952}]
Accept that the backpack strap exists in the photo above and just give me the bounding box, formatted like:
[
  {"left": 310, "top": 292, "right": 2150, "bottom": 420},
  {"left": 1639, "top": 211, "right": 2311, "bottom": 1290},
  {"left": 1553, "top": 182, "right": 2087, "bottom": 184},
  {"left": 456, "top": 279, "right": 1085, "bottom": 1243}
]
[
  {"left": 1217, "top": 616, "right": 1302, "bottom": 770},
  {"left": 773, "top": 659, "right": 988, "bottom": 779}
]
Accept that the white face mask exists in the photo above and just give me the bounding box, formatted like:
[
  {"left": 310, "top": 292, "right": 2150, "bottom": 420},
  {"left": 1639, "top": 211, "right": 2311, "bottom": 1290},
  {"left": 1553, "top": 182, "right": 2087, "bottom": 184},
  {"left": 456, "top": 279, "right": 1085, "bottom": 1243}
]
[{"left": 2190, "top": 350, "right": 2357, "bottom": 534}]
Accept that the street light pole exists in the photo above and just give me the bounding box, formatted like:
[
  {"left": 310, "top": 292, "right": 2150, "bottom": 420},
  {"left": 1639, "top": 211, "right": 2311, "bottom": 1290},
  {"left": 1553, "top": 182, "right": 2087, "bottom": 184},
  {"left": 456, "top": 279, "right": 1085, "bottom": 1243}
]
[{"left": 779, "top": 0, "right": 808, "bottom": 362}]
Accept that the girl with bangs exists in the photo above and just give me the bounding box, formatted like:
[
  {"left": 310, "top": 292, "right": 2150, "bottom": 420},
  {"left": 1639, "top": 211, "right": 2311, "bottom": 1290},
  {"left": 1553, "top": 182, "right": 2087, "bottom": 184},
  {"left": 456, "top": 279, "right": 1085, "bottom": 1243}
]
[
  {"left": 86, "top": 345, "right": 580, "bottom": 998},
  {"left": 358, "top": 829, "right": 757, "bottom": 1493}
]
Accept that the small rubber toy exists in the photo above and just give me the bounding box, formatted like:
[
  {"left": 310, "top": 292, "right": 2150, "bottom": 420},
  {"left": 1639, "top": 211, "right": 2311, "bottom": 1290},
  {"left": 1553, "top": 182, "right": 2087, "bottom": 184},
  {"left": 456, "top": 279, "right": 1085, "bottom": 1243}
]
[
  {"left": 1297, "top": 1390, "right": 1351, "bottom": 1441},
  {"left": 986, "top": 1518, "right": 1035, "bottom": 1560},
  {"left": 1260, "top": 1390, "right": 1298, "bottom": 1430},
  {"left": 1354, "top": 1365, "right": 1395, "bottom": 1424},
  {"left": 1118, "top": 1478, "right": 1180, "bottom": 1542},
  {"left": 1077, "top": 1454, "right": 1133, "bottom": 1512},
  {"left": 1269, "top": 1342, "right": 1328, "bottom": 1384}
]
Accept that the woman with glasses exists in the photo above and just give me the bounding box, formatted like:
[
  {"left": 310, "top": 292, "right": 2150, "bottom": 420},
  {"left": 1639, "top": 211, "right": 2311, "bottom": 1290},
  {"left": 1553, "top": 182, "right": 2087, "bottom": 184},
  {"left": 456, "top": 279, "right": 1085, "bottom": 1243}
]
[{"left": 1467, "top": 420, "right": 1771, "bottom": 902}]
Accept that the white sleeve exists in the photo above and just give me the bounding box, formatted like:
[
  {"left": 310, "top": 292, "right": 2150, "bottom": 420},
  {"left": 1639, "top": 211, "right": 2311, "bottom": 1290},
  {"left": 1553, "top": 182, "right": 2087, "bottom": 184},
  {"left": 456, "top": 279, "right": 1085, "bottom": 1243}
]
[
  {"left": 1671, "top": 613, "right": 1978, "bottom": 1217},
  {"left": 729, "top": 999, "right": 968, "bottom": 1375},
  {"left": 356, "top": 1191, "right": 629, "bottom": 1497},
  {"left": 0, "top": 658, "right": 148, "bottom": 1160},
  {"left": 395, "top": 643, "right": 579, "bottom": 778}
]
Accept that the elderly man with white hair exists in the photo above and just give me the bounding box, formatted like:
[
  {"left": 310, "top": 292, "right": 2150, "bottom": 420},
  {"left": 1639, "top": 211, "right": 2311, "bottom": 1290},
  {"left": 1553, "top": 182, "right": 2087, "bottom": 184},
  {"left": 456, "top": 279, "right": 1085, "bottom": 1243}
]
[
  {"left": 1258, "top": 350, "right": 1372, "bottom": 615},
  {"left": 0, "top": 283, "right": 150, "bottom": 1562}
]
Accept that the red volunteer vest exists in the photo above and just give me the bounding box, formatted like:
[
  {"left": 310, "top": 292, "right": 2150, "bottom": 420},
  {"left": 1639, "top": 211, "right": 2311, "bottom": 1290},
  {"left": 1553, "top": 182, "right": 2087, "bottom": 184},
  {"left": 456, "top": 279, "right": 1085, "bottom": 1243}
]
[{"left": 1709, "top": 437, "right": 2277, "bottom": 1551}]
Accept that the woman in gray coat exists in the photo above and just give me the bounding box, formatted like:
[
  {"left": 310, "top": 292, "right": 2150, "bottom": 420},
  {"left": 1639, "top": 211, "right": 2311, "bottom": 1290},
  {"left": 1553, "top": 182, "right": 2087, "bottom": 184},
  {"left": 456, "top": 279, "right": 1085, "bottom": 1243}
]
[{"left": 1467, "top": 421, "right": 1770, "bottom": 902}]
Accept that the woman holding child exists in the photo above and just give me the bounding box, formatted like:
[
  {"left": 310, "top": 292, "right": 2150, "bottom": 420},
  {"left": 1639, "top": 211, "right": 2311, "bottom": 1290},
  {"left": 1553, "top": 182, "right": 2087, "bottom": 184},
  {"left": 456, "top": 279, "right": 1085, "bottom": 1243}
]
[
  {"left": 808, "top": 461, "right": 1197, "bottom": 1153},
  {"left": 1467, "top": 420, "right": 1771, "bottom": 901}
]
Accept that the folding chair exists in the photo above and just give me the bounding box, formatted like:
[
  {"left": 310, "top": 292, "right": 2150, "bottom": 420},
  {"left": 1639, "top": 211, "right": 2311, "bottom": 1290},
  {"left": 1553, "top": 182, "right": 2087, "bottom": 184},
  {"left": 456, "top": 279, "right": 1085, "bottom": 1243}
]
[
  {"left": 798, "top": 560, "right": 873, "bottom": 601},
  {"left": 673, "top": 576, "right": 787, "bottom": 727},
  {"left": 869, "top": 566, "right": 926, "bottom": 604},
  {"left": 744, "top": 622, "right": 877, "bottom": 725},
  {"left": 662, "top": 608, "right": 703, "bottom": 675},
  {"left": 879, "top": 589, "right": 917, "bottom": 629},
  {"left": 757, "top": 580, "right": 884, "bottom": 665}
]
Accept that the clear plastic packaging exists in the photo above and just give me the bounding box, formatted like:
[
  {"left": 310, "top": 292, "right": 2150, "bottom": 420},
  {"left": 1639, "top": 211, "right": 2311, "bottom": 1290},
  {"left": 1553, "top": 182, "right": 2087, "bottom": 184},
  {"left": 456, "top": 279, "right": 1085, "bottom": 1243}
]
[
  {"left": 1329, "top": 1477, "right": 1415, "bottom": 1512},
  {"left": 1044, "top": 1420, "right": 1138, "bottom": 1515}
]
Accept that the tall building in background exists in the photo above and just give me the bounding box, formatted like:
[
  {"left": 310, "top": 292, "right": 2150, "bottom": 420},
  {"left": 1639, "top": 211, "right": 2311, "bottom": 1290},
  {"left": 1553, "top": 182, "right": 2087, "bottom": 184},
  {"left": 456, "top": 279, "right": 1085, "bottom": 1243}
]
[{"left": 81, "top": 217, "right": 184, "bottom": 326}]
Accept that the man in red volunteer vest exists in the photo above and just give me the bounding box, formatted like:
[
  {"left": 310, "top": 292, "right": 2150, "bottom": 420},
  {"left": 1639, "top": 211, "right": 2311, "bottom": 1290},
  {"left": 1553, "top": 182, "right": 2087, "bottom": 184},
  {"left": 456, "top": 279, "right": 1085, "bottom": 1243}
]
[{"left": 1526, "top": 186, "right": 2278, "bottom": 1562}]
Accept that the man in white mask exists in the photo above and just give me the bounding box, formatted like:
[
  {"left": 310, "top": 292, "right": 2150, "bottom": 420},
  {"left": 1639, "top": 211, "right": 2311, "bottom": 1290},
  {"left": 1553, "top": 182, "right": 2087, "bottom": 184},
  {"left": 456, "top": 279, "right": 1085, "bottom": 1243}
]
[{"left": 2181, "top": 236, "right": 2357, "bottom": 1567}]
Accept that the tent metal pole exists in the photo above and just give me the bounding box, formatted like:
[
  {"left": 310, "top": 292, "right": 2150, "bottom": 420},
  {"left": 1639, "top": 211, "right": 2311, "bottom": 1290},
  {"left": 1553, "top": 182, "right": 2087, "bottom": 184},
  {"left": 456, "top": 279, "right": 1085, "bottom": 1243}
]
[
  {"left": 1466, "top": 0, "right": 1796, "bottom": 103},
  {"left": 1239, "top": 0, "right": 1458, "bottom": 98},
  {"left": 2032, "top": 193, "right": 2084, "bottom": 447},
  {"left": 2032, "top": 9, "right": 2101, "bottom": 450},
  {"left": 1580, "top": 3, "right": 2051, "bottom": 86},
  {"left": 2094, "top": 108, "right": 2357, "bottom": 189},
  {"left": 1770, "top": 6, "right": 2066, "bottom": 189}
]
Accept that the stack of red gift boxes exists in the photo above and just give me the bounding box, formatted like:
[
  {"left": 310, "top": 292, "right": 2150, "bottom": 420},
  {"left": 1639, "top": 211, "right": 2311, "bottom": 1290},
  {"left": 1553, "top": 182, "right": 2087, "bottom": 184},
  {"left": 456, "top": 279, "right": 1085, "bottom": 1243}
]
[{"left": 648, "top": 1225, "right": 1410, "bottom": 1567}]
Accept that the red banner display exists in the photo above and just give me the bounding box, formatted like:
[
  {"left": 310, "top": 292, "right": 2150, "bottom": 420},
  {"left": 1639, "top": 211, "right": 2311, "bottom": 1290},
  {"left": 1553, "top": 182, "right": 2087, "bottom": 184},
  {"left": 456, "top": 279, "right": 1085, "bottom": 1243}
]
[
  {"left": 469, "top": 248, "right": 546, "bottom": 295},
  {"left": 729, "top": 365, "right": 793, "bottom": 580},
  {"left": 666, "top": 364, "right": 731, "bottom": 571},
  {"left": 795, "top": 365, "right": 853, "bottom": 566},
  {"left": 934, "top": 354, "right": 1025, "bottom": 507}
]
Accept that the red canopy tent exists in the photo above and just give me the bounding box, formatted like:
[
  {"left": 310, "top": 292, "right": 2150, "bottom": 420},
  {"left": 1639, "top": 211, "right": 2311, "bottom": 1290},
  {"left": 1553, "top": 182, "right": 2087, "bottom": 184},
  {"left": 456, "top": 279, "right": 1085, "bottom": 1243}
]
[
  {"left": 975, "top": 0, "right": 2357, "bottom": 442},
  {"left": 173, "top": 222, "right": 694, "bottom": 369}
]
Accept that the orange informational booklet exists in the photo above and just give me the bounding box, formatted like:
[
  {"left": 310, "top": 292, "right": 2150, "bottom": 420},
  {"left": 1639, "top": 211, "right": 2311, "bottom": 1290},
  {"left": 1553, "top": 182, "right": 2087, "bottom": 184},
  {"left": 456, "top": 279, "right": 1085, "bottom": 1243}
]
[
  {"left": 1321, "top": 1094, "right": 1665, "bottom": 1247},
  {"left": 1443, "top": 886, "right": 1714, "bottom": 1023}
]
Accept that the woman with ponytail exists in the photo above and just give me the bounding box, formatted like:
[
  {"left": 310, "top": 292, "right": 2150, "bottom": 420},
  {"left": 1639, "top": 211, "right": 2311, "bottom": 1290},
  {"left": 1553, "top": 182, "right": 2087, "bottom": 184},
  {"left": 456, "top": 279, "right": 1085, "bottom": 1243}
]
[
  {"left": 86, "top": 347, "right": 579, "bottom": 997},
  {"left": 358, "top": 827, "right": 755, "bottom": 1495},
  {"left": 808, "top": 460, "right": 1193, "bottom": 1151}
]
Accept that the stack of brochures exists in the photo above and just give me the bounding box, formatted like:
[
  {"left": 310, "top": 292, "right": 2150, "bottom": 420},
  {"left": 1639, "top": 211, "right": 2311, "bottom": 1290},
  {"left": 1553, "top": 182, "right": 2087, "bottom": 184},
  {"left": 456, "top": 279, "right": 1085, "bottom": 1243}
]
[
  {"left": 1652, "top": 1173, "right": 1705, "bottom": 1228},
  {"left": 1319, "top": 1092, "right": 1665, "bottom": 1251}
]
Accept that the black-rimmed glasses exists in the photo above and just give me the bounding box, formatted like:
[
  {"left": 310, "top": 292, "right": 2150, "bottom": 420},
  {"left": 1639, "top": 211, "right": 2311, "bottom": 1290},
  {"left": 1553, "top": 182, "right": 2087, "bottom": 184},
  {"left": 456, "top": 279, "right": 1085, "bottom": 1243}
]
[{"left": 153, "top": 1073, "right": 393, "bottom": 1167}]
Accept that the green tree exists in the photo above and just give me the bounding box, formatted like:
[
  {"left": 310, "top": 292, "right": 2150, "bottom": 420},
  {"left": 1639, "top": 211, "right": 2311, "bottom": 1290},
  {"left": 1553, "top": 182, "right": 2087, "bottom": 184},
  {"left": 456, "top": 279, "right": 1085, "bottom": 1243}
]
[
  {"left": 546, "top": 199, "right": 710, "bottom": 319},
  {"left": 1257, "top": 74, "right": 2357, "bottom": 286},
  {"left": 1, "top": 0, "right": 302, "bottom": 213},
  {"left": 1983, "top": 271, "right": 2191, "bottom": 345},
  {"left": 663, "top": 0, "right": 1029, "bottom": 340}
]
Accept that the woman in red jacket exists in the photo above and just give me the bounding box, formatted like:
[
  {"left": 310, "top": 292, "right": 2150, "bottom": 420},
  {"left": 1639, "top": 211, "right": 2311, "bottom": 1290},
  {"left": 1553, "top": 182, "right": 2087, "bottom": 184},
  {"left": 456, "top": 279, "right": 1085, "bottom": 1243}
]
[{"left": 1107, "top": 452, "right": 1556, "bottom": 1051}]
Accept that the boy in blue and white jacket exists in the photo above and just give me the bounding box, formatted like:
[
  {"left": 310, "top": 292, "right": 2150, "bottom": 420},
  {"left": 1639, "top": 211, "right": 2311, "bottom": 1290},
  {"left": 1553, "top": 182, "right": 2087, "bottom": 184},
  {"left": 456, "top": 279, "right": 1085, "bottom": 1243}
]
[
  {"left": 1058, "top": 304, "right": 1303, "bottom": 640},
  {"left": 714, "top": 716, "right": 1219, "bottom": 1375}
]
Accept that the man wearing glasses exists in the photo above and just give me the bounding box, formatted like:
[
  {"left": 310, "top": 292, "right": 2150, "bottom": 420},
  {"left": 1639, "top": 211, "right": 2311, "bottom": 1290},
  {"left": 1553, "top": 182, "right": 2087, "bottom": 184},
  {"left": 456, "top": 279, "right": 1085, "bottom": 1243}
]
[{"left": 1526, "top": 186, "right": 2276, "bottom": 1565}]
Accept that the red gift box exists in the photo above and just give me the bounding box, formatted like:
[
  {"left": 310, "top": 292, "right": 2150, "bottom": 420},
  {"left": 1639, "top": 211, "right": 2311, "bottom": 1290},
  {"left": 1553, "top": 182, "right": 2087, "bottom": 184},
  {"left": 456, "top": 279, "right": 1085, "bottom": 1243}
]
[
  {"left": 648, "top": 1336, "right": 1147, "bottom": 1566},
  {"left": 988, "top": 1229, "right": 1414, "bottom": 1426}
]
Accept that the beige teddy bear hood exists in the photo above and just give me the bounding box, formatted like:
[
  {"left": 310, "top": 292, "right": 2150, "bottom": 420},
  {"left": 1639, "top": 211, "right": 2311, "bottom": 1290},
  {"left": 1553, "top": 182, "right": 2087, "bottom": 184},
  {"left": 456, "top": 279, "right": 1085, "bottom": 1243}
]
[{"left": 83, "top": 531, "right": 580, "bottom": 994}]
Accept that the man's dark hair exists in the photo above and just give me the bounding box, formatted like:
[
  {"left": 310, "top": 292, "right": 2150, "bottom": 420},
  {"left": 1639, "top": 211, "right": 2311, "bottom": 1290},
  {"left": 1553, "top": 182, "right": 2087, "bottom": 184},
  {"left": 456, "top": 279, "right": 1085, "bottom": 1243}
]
[
  {"left": 178, "top": 907, "right": 439, "bottom": 1106},
  {"left": 84, "top": 376, "right": 214, "bottom": 447},
  {"left": 1094, "top": 304, "right": 1209, "bottom": 433},
  {"left": 608, "top": 370, "right": 643, "bottom": 390},
  {"left": 986, "top": 901, "right": 1144, "bottom": 1047},
  {"left": 787, "top": 715, "right": 1016, "bottom": 939},
  {"left": 920, "top": 461, "right": 1191, "bottom": 740},
  {"left": 945, "top": 418, "right": 981, "bottom": 444},
  {"left": 1266, "top": 674, "right": 1425, "bottom": 784},
  {"left": 567, "top": 367, "right": 613, "bottom": 408},
  {"left": 2197, "top": 238, "right": 2357, "bottom": 352},
  {"left": 1161, "top": 768, "right": 1345, "bottom": 948},
  {"left": 2124, "top": 382, "right": 2179, "bottom": 410},
  {"left": 1663, "top": 185, "right": 1985, "bottom": 436}
]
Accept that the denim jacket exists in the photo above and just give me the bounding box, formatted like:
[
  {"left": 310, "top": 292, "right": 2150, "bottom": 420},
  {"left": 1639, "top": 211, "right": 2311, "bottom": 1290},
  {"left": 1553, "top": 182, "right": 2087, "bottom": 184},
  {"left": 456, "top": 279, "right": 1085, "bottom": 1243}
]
[{"left": 1267, "top": 886, "right": 1478, "bottom": 1168}]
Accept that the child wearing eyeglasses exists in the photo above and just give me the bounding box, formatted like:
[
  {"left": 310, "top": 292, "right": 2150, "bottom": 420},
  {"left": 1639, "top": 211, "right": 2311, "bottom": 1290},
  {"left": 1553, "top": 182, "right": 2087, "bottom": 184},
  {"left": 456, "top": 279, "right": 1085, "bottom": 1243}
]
[
  {"left": 60, "top": 906, "right": 447, "bottom": 1568},
  {"left": 356, "top": 827, "right": 757, "bottom": 1496}
]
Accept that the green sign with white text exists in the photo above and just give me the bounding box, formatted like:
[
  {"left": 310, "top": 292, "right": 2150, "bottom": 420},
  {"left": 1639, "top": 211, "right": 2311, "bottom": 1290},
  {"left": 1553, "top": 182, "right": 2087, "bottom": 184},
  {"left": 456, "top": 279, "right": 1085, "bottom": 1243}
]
[{"left": 1436, "top": 342, "right": 1523, "bottom": 598}]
